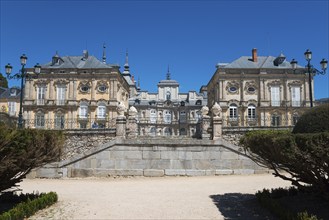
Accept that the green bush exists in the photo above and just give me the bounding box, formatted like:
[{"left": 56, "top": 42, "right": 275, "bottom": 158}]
[
  {"left": 240, "top": 130, "right": 329, "bottom": 199},
  {"left": 293, "top": 104, "right": 329, "bottom": 134},
  {"left": 256, "top": 188, "right": 319, "bottom": 220},
  {"left": 0, "top": 192, "right": 58, "bottom": 220},
  {"left": 0, "top": 125, "right": 64, "bottom": 192}
]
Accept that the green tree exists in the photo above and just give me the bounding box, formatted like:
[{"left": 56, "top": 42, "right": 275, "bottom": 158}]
[
  {"left": 0, "top": 73, "right": 8, "bottom": 88},
  {"left": 0, "top": 125, "right": 64, "bottom": 192},
  {"left": 240, "top": 105, "right": 329, "bottom": 199}
]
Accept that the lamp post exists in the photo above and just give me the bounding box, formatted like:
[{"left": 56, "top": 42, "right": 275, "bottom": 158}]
[
  {"left": 290, "top": 49, "right": 328, "bottom": 107},
  {"left": 5, "top": 54, "right": 41, "bottom": 128}
]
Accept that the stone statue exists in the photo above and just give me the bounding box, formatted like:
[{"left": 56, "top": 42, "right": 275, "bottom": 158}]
[
  {"left": 211, "top": 102, "right": 222, "bottom": 117},
  {"left": 201, "top": 106, "right": 209, "bottom": 116},
  {"left": 128, "top": 106, "right": 138, "bottom": 117},
  {"left": 117, "top": 102, "right": 126, "bottom": 116}
]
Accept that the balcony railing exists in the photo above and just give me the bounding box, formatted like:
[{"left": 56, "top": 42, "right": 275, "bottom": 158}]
[
  {"left": 56, "top": 100, "right": 66, "bottom": 105},
  {"left": 36, "top": 99, "right": 46, "bottom": 105},
  {"left": 23, "top": 118, "right": 117, "bottom": 130}
]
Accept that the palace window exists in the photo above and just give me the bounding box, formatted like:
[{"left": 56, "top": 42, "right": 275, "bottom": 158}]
[
  {"left": 229, "top": 104, "right": 238, "bottom": 120},
  {"left": 80, "top": 84, "right": 90, "bottom": 93},
  {"left": 56, "top": 86, "right": 66, "bottom": 105},
  {"left": 79, "top": 103, "right": 88, "bottom": 118},
  {"left": 229, "top": 86, "right": 237, "bottom": 93},
  {"left": 164, "top": 127, "right": 171, "bottom": 136},
  {"left": 164, "top": 110, "right": 171, "bottom": 123},
  {"left": 292, "top": 114, "right": 300, "bottom": 125},
  {"left": 291, "top": 87, "right": 301, "bottom": 107},
  {"left": 166, "top": 91, "right": 171, "bottom": 100},
  {"left": 98, "top": 85, "right": 107, "bottom": 93},
  {"left": 37, "top": 86, "right": 46, "bottom": 105},
  {"left": 55, "top": 114, "right": 65, "bottom": 129},
  {"left": 35, "top": 112, "right": 45, "bottom": 128},
  {"left": 8, "top": 102, "right": 16, "bottom": 116},
  {"left": 150, "top": 127, "right": 156, "bottom": 136},
  {"left": 247, "top": 87, "right": 256, "bottom": 93},
  {"left": 271, "top": 86, "right": 280, "bottom": 107},
  {"left": 271, "top": 114, "right": 281, "bottom": 127},
  {"left": 247, "top": 104, "right": 256, "bottom": 120},
  {"left": 97, "top": 104, "right": 106, "bottom": 119},
  {"left": 150, "top": 109, "right": 157, "bottom": 123}
]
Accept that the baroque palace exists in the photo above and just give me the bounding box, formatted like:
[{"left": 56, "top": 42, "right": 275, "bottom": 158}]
[{"left": 0, "top": 48, "right": 316, "bottom": 133}]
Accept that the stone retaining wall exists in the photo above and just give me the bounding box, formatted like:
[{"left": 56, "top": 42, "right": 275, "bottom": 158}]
[{"left": 29, "top": 138, "right": 269, "bottom": 178}]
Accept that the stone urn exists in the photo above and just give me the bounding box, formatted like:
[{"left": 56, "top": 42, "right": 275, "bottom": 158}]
[
  {"left": 117, "top": 102, "right": 126, "bottom": 116},
  {"left": 211, "top": 102, "right": 222, "bottom": 117},
  {"left": 201, "top": 106, "right": 209, "bottom": 117},
  {"left": 128, "top": 106, "right": 138, "bottom": 117}
]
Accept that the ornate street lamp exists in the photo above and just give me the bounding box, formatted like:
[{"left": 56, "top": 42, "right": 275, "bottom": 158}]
[
  {"left": 5, "top": 54, "right": 41, "bottom": 128},
  {"left": 290, "top": 49, "right": 328, "bottom": 107}
]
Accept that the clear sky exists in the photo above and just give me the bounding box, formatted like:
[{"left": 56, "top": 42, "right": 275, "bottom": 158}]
[{"left": 1, "top": 0, "right": 328, "bottom": 98}]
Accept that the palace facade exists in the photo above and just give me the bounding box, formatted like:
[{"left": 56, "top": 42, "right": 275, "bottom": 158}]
[
  {"left": 129, "top": 69, "right": 207, "bottom": 137},
  {"left": 23, "top": 49, "right": 134, "bottom": 129},
  {"left": 207, "top": 48, "right": 310, "bottom": 127}
]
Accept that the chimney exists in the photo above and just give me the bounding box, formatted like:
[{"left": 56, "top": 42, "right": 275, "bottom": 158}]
[
  {"left": 82, "top": 50, "right": 89, "bottom": 60},
  {"left": 252, "top": 48, "right": 258, "bottom": 62}
]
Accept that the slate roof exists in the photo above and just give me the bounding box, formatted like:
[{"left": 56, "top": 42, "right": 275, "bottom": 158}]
[
  {"left": 223, "top": 56, "right": 304, "bottom": 69},
  {"left": 157, "top": 79, "right": 179, "bottom": 86},
  {"left": 0, "top": 87, "right": 21, "bottom": 99},
  {"left": 42, "top": 55, "right": 114, "bottom": 69}
]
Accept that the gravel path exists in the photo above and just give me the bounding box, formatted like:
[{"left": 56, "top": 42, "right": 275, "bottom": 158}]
[{"left": 20, "top": 174, "right": 291, "bottom": 219}]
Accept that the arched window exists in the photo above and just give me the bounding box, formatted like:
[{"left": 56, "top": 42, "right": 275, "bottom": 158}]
[
  {"left": 247, "top": 104, "right": 256, "bottom": 120},
  {"left": 180, "top": 128, "right": 187, "bottom": 136},
  {"left": 97, "top": 103, "right": 106, "bottom": 119},
  {"left": 55, "top": 112, "right": 65, "bottom": 129},
  {"left": 79, "top": 103, "right": 88, "bottom": 119},
  {"left": 166, "top": 91, "right": 171, "bottom": 100},
  {"left": 164, "top": 127, "right": 171, "bottom": 136},
  {"left": 229, "top": 104, "right": 238, "bottom": 120},
  {"left": 164, "top": 110, "right": 171, "bottom": 123},
  {"left": 150, "top": 127, "right": 156, "bottom": 136},
  {"left": 150, "top": 109, "right": 157, "bottom": 123},
  {"left": 271, "top": 113, "right": 281, "bottom": 127},
  {"left": 35, "top": 111, "right": 45, "bottom": 128}
]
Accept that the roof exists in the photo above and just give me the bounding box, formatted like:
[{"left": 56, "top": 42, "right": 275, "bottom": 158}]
[
  {"left": 222, "top": 56, "right": 304, "bottom": 69},
  {"left": 42, "top": 55, "right": 114, "bottom": 69},
  {"left": 157, "top": 79, "right": 179, "bottom": 87},
  {"left": 0, "top": 87, "right": 21, "bottom": 99}
]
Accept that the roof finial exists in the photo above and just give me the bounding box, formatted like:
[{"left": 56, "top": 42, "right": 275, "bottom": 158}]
[
  {"left": 102, "top": 43, "right": 106, "bottom": 64},
  {"left": 123, "top": 49, "right": 130, "bottom": 74},
  {"left": 166, "top": 65, "right": 171, "bottom": 80},
  {"left": 137, "top": 77, "right": 141, "bottom": 91}
]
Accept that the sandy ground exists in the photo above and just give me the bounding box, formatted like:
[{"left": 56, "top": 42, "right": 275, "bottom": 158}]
[{"left": 19, "top": 174, "right": 292, "bottom": 220}]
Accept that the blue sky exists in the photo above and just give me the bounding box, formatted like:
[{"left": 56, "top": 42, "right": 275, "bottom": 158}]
[{"left": 1, "top": 0, "right": 328, "bottom": 98}]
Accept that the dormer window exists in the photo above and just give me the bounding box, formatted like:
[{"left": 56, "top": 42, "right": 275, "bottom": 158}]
[
  {"left": 166, "top": 91, "right": 171, "bottom": 100},
  {"left": 9, "top": 88, "right": 17, "bottom": 96}
]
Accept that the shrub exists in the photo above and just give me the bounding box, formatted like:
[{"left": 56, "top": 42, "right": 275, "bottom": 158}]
[
  {"left": 293, "top": 104, "right": 329, "bottom": 134},
  {"left": 0, "top": 125, "right": 64, "bottom": 192},
  {"left": 240, "top": 130, "right": 329, "bottom": 199},
  {"left": 0, "top": 192, "right": 58, "bottom": 220}
]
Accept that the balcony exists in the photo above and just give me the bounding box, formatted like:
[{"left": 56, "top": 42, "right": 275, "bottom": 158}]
[
  {"left": 56, "top": 100, "right": 66, "bottom": 106},
  {"left": 8, "top": 111, "right": 17, "bottom": 116},
  {"left": 291, "top": 101, "right": 301, "bottom": 107},
  {"left": 36, "top": 99, "right": 46, "bottom": 105}
]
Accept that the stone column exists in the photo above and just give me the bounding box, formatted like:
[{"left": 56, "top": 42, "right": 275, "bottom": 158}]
[
  {"left": 200, "top": 106, "right": 211, "bottom": 140},
  {"left": 116, "top": 103, "right": 126, "bottom": 138},
  {"left": 127, "top": 106, "right": 138, "bottom": 138},
  {"left": 211, "top": 102, "right": 223, "bottom": 140}
]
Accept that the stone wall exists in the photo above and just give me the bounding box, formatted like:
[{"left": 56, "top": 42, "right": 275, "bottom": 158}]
[
  {"left": 30, "top": 137, "right": 269, "bottom": 178},
  {"left": 62, "top": 129, "right": 116, "bottom": 160}
]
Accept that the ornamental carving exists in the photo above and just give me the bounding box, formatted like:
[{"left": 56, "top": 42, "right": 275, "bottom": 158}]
[
  {"left": 268, "top": 80, "right": 282, "bottom": 86},
  {"left": 34, "top": 79, "right": 49, "bottom": 86},
  {"left": 96, "top": 80, "right": 109, "bottom": 93},
  {"left": 288, "top": 80, "right": 303, "bottom": 88},
  {"left": 201, "top": 106, "right": 209, "bottom": 116},
  {"left": 54, "top": 79, "right": 69, "bottom": 85},
  {"left": 211, "top": 102, "right": 222, "bottom": 117},
  {"left": 117, "top": 102, "right": 126, "bottom": 116},
  {"left": 226, "top": 81, "right": 240, "bottom": 94},
  {"left": 78, "top": 81, "right": 91, "bottom": 94},
  {"left": 244, "top": 81, "right": 257, "bottom": 94}
]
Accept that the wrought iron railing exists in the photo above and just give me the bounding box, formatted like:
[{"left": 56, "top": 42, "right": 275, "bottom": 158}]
[{"left": 23, "top": 118, "right": 117, "bottom": 130}]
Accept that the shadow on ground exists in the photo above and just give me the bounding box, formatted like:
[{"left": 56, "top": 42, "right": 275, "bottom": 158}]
[{"left": 210, "top": 193, "right": 277, "bottom": 220}]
